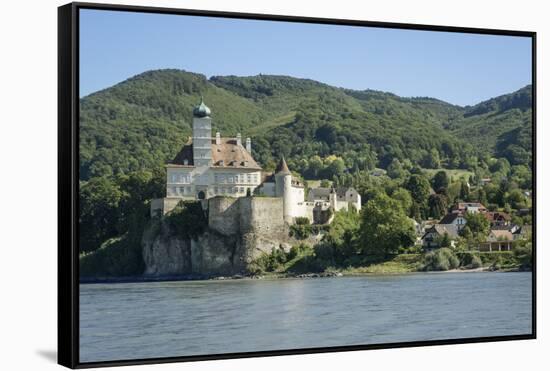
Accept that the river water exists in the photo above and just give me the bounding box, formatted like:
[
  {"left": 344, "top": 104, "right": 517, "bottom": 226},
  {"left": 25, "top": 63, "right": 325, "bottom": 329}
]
[{"left": 79, "top": 272, "right": 532, "bottom": 363}]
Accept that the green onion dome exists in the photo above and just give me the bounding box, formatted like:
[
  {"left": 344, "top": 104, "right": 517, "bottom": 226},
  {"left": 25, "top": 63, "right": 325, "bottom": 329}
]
[{"left": 193, "top": 96, "right": 211, "bottom": 118}]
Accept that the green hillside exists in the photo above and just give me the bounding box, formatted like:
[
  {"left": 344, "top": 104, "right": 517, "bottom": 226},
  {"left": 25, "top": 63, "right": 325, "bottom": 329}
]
[
  {"left": 80, "top": 70, "right": 534, "bottom": 182},
  {"left": 445, "top": 85, "right": 532, "bottom": 164}
]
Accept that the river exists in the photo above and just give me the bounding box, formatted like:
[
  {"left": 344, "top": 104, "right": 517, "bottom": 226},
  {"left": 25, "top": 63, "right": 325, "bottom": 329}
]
[{"left": 79, "top": 271, "right": 532, "bottom": 363}]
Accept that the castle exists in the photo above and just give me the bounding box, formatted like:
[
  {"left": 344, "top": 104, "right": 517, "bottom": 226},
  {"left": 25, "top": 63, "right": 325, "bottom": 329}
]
[{"left": 151, "top": 98, "right": 361, "bottom": 224}]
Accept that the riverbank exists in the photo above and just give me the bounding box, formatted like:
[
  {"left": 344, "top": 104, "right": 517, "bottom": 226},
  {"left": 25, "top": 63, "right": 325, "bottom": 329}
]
[{"left": 79, "top": 263, "right": 527, "bottom": 284}]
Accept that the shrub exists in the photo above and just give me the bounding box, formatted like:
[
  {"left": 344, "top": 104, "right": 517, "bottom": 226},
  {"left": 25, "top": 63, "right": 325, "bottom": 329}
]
[
  {"left": 422, "top": 248, "right": 459, "bottom": 271},
  {"left": 79, "top": 233, "right": 145, "bottom": 277},
  {"left": 448, "top": 254, "right": 460, "bottom": 269},
  {"left": 295, "top": 217, "right": 310, "bottom": 225},
  {"left": 469, "top": 255, "right": 482, "bottom": 269},
  {"left": 289, "top": 224, "right": 311, "bottom": 239},
  {"left": 478, "top": 251, "right": 515, "bottom": 267},
  {"left": 249, "top": 247, "right": 289, "bottom": 274},
  {"left": 456, "top": 251, "right": 482, "bottom": 268},
  {"left": 165, "top": 201, "right": 207, "bottom": 239},
  {"left": 513, "top": 242, "right": 533, "bottom": 270},
  {"left": 288, "top": 243, "right": 313, "bottom": 260}
]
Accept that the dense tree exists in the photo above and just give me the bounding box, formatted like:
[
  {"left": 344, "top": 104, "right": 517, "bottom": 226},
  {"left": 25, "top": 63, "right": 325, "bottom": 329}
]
[
  {"left": 79, "top": 168, "right": 165, "bottom": 254},
  {"left": 428, "top": 193, "right": 448, "bottom": 219},
  {"left": 406, "top": 175, "right": 431, "bottom": 204},
  {"left": 507, "top": 189, "right": 527, "bottom": 209},
  {"left": 391, "top": 188, "right": 414, "bottom": 217},
  {"left": 459, "top": 181, "right": 470, "bottom": 200},
  {"left": 387, "top": 159, "right": 407, "bottom": 179},
  {"left": 432, "top": 170, "right": 449, "bottom": 191},
  {"left": 79, "top": 177, "right": 125, "bottom": 253},
  {"left": 359, "top": 193, "right": 416, "bottom": 257},
  {"left": 462, "top": 212, "right": 490, "bottom": 238}
]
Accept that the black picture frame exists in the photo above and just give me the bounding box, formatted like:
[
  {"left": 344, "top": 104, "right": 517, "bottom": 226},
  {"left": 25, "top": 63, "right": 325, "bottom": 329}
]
[{"left": 58, "top": 2, "right": 537, "bottom": 369}]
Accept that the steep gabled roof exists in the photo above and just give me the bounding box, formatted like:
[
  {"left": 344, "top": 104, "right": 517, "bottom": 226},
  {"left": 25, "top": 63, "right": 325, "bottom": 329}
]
[
  {"left": 335, "top": 187, "right": 357, "bottom": 197},
  {"left": 422, "top": 224, "right": 459, "bottom": 240},
  {"left": 275, "top": 157, "right": 291, "bottom": 175},
  {"left": 439, "top": 212, "right": 463, "bottom": 224},
  {"left": 169, "top": 138, "right": 262, "bottom": 170},
  {"left": 487, "top": 230, "right": 513, "bottom": 242}
]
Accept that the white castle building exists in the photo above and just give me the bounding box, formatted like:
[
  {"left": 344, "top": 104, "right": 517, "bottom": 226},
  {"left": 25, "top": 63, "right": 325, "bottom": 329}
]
[
  {"left": 151, "top": 98, "right": 361, "bottom": 224},
  {"left": 164, "top": 97, "right": 262, "bottom": 200}
]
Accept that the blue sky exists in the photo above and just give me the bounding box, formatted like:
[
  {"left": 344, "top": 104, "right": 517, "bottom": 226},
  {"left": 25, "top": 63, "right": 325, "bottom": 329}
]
[{"left": 80, "top": 9, "right": 532, "bottom": 106}]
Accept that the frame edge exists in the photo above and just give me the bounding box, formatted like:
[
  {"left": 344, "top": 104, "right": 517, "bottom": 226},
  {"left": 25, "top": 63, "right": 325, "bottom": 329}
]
[{"left": 58, "top": 2, "right": 79, "bottom": 369}]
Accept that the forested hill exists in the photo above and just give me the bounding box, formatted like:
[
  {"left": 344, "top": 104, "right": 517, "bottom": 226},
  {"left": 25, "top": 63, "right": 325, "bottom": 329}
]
[
  {"left": 446, "top": 85, "right": 532, "bottom": 166},
  {"left": 79, "top": 69, "right": 532, "bottom": 181}
]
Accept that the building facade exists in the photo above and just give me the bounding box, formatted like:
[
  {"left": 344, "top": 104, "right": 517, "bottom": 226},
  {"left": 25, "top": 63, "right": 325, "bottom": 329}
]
[
  {"left": 164, "top": 98, "right": 262, "bottom": 201},
  {"left": 152, "top": 98, "right": 361, "bottom": 224}
]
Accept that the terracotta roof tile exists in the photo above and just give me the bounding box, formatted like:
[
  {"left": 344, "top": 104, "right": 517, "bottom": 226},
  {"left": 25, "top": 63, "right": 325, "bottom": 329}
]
[{"left": 169, "top": 138, "right": 262, "bottom": 170}]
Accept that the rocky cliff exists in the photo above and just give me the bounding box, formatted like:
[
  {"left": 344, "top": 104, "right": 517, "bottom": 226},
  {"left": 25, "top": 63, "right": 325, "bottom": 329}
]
[{"left": 142, "top": 196, "right": 322, "bottom": 277}]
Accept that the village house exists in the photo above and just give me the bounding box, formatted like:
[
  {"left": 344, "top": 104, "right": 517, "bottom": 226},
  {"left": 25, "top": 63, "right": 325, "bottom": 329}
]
[
  {"left": 480, "top": 230, "right": 514, "bottom": 252},
  {"left": 421, "top": 224, "right": 459, "bottom": 250},
  {"left": 484, "top": 211, "right": 511, "bottom": 227},
  {"left": 421, "top": 200, "right": 529, "bottom": 251},
  {"left": 452, "top": 202, "right": 487, "bottom": 214},
  {"left": 438, "top": 211, "right": 467, "bottom": 231},
  {"left": 306, "top": 187, "right": 361, "bottom": 212}
]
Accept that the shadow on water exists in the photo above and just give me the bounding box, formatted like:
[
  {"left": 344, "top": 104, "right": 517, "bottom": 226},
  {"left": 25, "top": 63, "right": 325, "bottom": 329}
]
[{"left": 36, "top": 350, "right": 57, "bottom": 363}]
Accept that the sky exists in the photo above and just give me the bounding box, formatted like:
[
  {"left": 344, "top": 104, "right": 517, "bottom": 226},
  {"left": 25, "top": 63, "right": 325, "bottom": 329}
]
[{"left": 79, "top": 9, "right": 532, "bottom": 106}]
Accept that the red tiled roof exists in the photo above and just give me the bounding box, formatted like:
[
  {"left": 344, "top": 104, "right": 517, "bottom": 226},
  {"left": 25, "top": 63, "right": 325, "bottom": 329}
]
[
  {"left": 484, "top": 212, "right": 511, "bottom": 222},
  {"left": 169, "top": 138, "right": 262, "bottom": 170}
]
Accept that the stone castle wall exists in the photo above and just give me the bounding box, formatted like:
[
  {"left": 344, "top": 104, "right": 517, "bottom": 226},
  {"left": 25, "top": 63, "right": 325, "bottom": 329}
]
[{"left": 143, "top": 196, "right": 317, "bottom": 277}]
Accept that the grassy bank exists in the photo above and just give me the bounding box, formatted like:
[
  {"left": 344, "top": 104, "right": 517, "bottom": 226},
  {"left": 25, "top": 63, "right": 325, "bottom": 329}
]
[
  {"left": 251, "top": 244, "right": 531, "bottom": 277},
  {"left": 340, "top": 254, "right": 423, "bottom": 275}
]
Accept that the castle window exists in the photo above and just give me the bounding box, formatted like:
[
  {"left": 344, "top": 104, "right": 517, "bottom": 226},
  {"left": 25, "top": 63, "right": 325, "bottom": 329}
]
[
  {"left": 239, "top": 187, "right": 244, "bottom": 193},
  {"left": 247, "top": 174, "right": 251, "bottom": 183}
]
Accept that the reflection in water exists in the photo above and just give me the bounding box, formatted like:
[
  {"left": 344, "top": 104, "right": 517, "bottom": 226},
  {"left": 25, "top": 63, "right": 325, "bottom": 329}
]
[{"left": 80, "top": 272, "right": 532, "bottom": 362}]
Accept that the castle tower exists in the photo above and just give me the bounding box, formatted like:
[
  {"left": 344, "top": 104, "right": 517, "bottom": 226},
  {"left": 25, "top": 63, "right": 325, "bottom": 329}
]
[
  {"left": 329, "top": 188, "right": 337, "bottom": 210},
  {"left": 192, "top": 96, "right": 212, "bottom": 167},
  {"left": 275, "top": 157, "right": 293, "bottom": 223}
]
